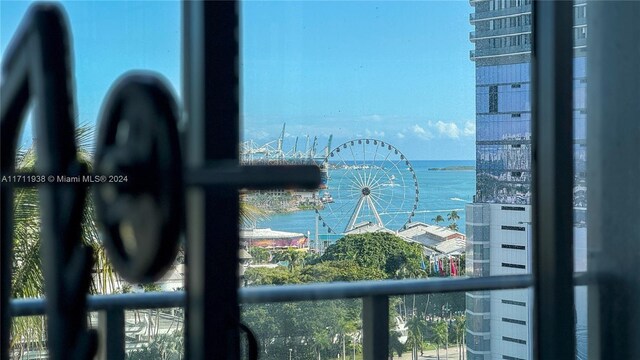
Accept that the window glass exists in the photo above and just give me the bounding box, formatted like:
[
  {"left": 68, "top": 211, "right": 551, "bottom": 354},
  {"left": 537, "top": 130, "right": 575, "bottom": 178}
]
[
  {"left": 241, "top": 2, "right": 476, "bottom": 358},
  {"left": 467, "top": 0, "right": 536, "bottom": 358},
  {"left": 573, "top": 1, "right": 588, "bottom": 359},
  {"left": 241, "top": 0, "right": 474, "bottom": 283},
  {"left": 1, "top": 1, "right": 595, "bottom": 359},
  {"left": 0, "top": 1, "right": 181, "bottom": 148}
]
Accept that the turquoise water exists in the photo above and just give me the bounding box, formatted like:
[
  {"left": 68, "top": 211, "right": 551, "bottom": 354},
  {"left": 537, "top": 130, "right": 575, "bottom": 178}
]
[{"left": 256, "top": 160, "right": 476, "bottom": 240}]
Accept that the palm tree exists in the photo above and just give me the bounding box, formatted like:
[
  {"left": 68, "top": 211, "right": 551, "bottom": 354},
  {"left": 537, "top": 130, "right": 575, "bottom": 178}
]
[
  {"left": 388, "top": 330, "right": 404, "bottom": 360},
  {"left": 338, "top": 318, "right": 359, "bottom": 360},
  {"left": 432, "top": 320, "right": 448, "bottom": 360},
  {"left": 447, "top": 211, "right": 460, "bottom": 223},
  {"left": 10, "top": 125, "right": 117, "bottom": 354},
  {"left": 239, "top": 194, "right": 266, "bottom": 228},
  {"left": 10, "top": 160, "right": 48, "bottom": 356},
  {"left": 406, "top": 315, "right": 426, "bottom": 360},
  {"left": 447, "top": 211, "right": 460, "bottom": 232},
  {"left": 432, "top": 215, "right": 445, "bottom": 225},
  {"left": 277, "top": 247, "right": 304, "bottom": 271},
  {"left": 453, "top": 315, "right": 466, "bottom": 360}
]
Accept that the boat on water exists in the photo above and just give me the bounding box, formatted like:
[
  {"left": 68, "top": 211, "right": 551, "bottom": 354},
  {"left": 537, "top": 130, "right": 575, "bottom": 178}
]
[
  {"left": 321, "top": 192, "right": 334, "bottom": 203},
  {"left": 382, "top": 174, "right": 399, "bottom": 187}
]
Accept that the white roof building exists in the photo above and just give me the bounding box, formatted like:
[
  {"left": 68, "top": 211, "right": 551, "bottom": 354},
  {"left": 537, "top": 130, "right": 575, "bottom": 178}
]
[
  {"left": 343, "top": 222, "right": 396, "bottom": 235},
  {"left": 433, "top": 237, "right": 466, "bottom": 256},
  {"left": 398, "top": 222, "right": 466, "bottom": 255},
  {"left": 240, "top": 228, "right": 308, "bottom": 248}
]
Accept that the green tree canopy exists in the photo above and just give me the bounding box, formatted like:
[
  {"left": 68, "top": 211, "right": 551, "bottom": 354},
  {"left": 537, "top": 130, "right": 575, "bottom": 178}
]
[
  {"left": 241, "top": 232, "right": 464, "bottom": 360},
  {"left": 320, "top": 233, "right": 424, "bottom": 278},
  {"left": 248, "top": 247, "right": 270, "bottom": 264},
  {"left": 299, "top": 260, "right": 387, "bottom": 282},
  {"left": 244, "top": 266, "right": 302, "bottom": 285}
]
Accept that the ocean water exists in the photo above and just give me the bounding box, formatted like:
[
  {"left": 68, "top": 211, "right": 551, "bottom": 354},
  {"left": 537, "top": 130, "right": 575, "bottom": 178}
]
[{"left": 256, "top": 160, "right": 476, "bottom": 240}]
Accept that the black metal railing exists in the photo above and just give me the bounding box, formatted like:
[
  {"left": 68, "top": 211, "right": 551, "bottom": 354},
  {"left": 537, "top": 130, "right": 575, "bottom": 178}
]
[{"left": 9, "top": 273, "right": 592, "bottom": 359}]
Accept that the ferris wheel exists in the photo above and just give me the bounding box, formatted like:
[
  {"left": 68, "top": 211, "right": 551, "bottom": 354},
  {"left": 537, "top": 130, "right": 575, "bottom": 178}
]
[{"left": 315, "top": 139, "right": 419, "bottom": 233}]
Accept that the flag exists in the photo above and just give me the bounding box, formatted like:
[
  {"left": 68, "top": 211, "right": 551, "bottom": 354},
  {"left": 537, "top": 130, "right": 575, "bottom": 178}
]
[{"left": 451, "top": 257, "right": 457, "bottom": 276}]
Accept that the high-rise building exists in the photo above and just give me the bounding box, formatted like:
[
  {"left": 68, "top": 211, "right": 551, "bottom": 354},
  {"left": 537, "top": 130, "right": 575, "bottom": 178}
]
[{"left": 465, "top": 1, "right": 587, "bottom": 359}]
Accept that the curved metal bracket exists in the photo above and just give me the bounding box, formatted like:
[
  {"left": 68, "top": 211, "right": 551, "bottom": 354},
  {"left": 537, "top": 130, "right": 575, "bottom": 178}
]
[
  {"left": 0, "top": 4, "right": 95, "bottom": 360},
  {"left": 1, "top": 3, "right": 322, "bottom": 360}
]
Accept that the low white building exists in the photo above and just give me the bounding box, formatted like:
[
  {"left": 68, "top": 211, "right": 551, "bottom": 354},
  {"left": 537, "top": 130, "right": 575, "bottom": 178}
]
[{"left": 398, "top": 222, "right": 466, "bottom": 255}]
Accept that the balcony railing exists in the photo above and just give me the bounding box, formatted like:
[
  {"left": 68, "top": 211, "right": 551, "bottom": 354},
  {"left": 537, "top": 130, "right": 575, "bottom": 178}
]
[
  {"left": 470, "top": 25, "right": 533, "bottom": 41},
  {"left": 471, "top": 44, "right": 532, "bottom": 60},
  {"left": 470, "top": 5, "right": 533, "bottom": 23},
  {"left": 10, "top": 273, "right": 591, "bottom": 359}
]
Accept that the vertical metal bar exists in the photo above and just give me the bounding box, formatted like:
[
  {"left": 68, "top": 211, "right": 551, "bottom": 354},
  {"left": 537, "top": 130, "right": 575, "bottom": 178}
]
[
  {"left": 362, "top": 296, "right": 388, "bottom": 360},
  {"left": 0, "top": 51, "right": 27, "bottom": 359},
  {"left": 97, "top": 309, "right": 125, "bottom": 360},
  {"left": 587, "top": 1, "right": 640, "bottom": 358},
  {"left": 1, "top": 5, "right": 94, "bottom": 359},
  {"left": 183, "top": 1, "right": 240, "bottom": 359},
  {"left": 531, "top": 1, "right": 575, "bottom": 359}
]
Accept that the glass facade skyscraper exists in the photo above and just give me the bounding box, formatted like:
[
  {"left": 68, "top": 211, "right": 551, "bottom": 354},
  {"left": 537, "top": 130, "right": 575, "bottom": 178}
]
[{"left": 466, "top": 1, "right": 587, "bottom": 359}]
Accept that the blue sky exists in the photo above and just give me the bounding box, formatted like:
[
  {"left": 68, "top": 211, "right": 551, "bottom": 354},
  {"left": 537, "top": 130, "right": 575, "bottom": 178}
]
[{"left": 1, "top": 1, "right": 475, "bottom": 160}]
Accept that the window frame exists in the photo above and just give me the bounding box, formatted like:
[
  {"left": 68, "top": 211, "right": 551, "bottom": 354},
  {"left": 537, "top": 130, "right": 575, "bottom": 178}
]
[{"left": 6, "top": 1, "right": 640, "bottom": 359}]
